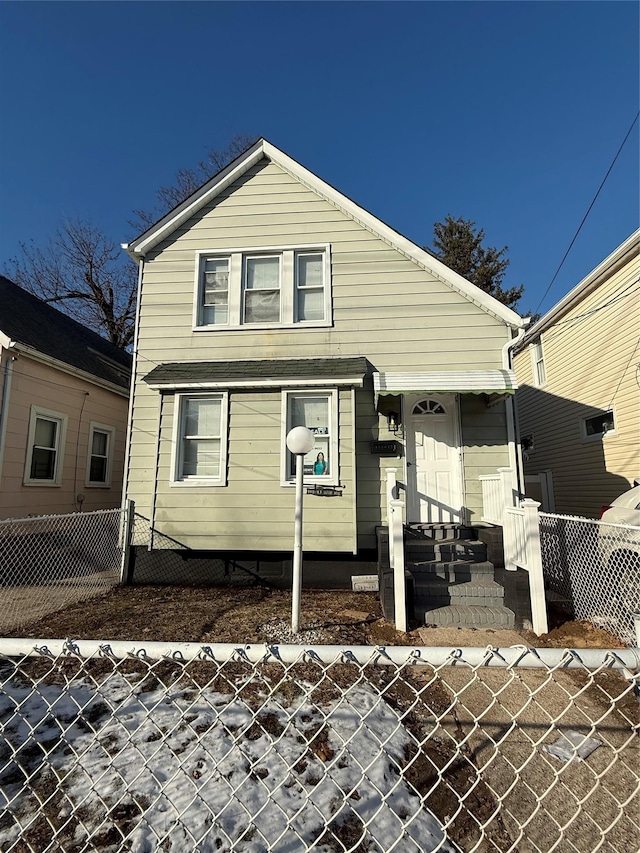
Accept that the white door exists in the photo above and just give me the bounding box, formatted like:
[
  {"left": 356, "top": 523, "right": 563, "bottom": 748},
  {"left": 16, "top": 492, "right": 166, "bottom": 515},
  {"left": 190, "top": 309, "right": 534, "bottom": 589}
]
[{"left": 406, "top": 395, "right": 462, "bottom": 523}]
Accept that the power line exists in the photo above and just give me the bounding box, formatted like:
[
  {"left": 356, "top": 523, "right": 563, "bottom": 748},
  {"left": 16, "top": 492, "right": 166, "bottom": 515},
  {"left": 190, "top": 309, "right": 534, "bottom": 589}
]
[{"left": 534, "top": 111, "right": 640, "bottom": 315}]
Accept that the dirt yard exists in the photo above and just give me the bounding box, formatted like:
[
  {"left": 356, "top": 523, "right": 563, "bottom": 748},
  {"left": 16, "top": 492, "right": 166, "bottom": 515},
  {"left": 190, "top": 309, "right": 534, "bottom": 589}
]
[{"left": 4, "top": 584, "right": 626, "bottom": 649}]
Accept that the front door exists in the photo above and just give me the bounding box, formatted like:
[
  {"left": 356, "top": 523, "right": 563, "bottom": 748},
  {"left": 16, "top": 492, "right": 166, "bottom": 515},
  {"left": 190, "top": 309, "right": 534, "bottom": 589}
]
[{"left": 406, "top": 395, "right": 462, "bottom": 523}]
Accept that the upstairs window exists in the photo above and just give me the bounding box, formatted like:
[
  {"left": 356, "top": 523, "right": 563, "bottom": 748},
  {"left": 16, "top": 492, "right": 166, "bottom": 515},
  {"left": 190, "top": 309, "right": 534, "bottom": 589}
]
[
  {"left": 195, "top": 246, "right": 330, "bottom": 330},
  {"left": 24, "top": 406, "right": 68, "bottom": 486},
  {"left": 531, "top": 340, "right": 546, "bottom": 386}
]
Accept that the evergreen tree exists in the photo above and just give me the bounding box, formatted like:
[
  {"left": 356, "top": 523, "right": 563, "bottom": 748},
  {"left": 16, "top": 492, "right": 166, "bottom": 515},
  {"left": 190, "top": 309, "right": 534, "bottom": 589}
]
[{"left": 430, "top": 215, "right": 524, "bottom": 310}]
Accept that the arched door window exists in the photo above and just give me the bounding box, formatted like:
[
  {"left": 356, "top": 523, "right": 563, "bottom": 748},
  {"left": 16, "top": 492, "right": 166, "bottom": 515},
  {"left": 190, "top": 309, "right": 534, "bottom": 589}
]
[{"left": 412, "top": 399, "right": 446, "bottom": 416}]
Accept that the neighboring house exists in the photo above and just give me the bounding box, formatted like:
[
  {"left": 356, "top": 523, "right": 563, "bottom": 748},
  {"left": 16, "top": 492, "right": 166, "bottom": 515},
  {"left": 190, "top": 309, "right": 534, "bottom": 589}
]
[
  {"left": 513, "top": 229, "right": 639, "bottom": 517},
  {"left": 123, "top": 139, "right": 525, "bottom": 570},
  {"left": 0, "top": 276, "right": 132, "bottom": 519}
]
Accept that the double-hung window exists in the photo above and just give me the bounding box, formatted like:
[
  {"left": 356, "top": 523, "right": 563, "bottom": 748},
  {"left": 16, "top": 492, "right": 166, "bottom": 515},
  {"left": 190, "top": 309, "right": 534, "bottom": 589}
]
[
  {"left": 195, "top": 245, "right": 330, "bottom": 329},
  {"left": 86, "top": 423, "right": 115, "bottom": 487},
  {"left": 173, "top": 393, "right": 228, "bottom": 485},
  {"left": 24, "top": 406, "right": 68, "bottom": 486},
  {"left": 531, "top": 340, "right": 546, "bottom": 386},
  {"left": 282, "top": 390, "right": 338, "bottom": 484}
]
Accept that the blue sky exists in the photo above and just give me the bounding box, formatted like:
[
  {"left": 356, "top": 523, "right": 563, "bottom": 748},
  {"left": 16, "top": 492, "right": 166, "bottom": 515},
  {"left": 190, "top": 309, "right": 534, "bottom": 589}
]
[{"left": 0, "top": 1, "right": 637, "bottom": 317}]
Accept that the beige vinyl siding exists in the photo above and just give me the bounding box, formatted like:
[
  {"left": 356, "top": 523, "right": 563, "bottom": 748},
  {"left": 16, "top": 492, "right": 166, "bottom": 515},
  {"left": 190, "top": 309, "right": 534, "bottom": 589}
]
[
  {"left": 514, "top": 251, "right": 639, "bottom": 517},
  {"left": 460, "top": 395, "right": 511, "bottom": 522},
  {"left": 0, "top": 354, "right": 128, "bottom": 519},
  {"left": 127, "top": 158, "right": 513, "bottom": 549},
  {"left": 145, "top": 389, "right": 356, "bottom": 551}
]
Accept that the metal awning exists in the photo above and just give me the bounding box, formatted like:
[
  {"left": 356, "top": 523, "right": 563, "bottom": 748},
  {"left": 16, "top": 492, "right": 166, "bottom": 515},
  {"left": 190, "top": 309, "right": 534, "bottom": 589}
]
[{"left": 373, "top": 369, "right": 518, "bottom": 402}]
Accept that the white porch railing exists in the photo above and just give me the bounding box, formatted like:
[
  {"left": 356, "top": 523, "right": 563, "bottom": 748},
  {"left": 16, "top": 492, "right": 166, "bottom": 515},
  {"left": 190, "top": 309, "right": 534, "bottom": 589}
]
[
  {"left": 504, "top": 499, "right": 548, "bottom": 635},
  {"left": 480, "top": 466, "right": 516, "bottom": 524},
  {"left": 385, "top": 469, "right": 407, "bottom": 633}
]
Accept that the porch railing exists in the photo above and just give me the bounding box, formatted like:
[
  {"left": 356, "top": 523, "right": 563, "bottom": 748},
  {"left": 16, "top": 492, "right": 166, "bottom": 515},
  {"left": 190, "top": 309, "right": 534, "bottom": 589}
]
[{"left": 385, "top": 469, "right": 407, "bottom": 632}]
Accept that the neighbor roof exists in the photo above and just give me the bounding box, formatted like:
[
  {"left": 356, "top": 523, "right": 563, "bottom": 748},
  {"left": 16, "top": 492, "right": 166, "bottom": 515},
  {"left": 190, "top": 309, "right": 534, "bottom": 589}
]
[
  {"left": 123, "top": 139, "right": 525, "bottom": 330},
  {"left": 0, "top": 276, "right": 132, "bottom": 391},
  {"left": 143, "top": 357, "right": 369, "bottom": 389}
]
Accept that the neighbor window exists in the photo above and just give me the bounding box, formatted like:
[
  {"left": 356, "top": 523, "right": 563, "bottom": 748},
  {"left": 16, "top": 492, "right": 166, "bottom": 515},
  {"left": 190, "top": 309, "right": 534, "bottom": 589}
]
[
  {"left": 283, "top": 390, "right": 338, "bottom": 483},
  {"left": 195, "top": 245, "right": 330, "bottom": 329},
  {"left": 86, "top": 423, "right": 115, "bottom": 487},
  {"left": 173, "top": 393, "right": 228, "bottom": 485},
  {"left": 531, "top": 340, "right": 546, "bottom": 386},
  {"left": 24, "top": 406, "right": 68, "bottom": 486},
  {"left": 583, "top": 409, "right": 615, "bottom": 440}
]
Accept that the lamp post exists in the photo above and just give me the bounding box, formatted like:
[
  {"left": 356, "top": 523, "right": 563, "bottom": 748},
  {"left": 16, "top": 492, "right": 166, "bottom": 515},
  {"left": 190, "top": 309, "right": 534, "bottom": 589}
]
[{"left": 286, "top": 426, "right": 315, "bottom": 633}]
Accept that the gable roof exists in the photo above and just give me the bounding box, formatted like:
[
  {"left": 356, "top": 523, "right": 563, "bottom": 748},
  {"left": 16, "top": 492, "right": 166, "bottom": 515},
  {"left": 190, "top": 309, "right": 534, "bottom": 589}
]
[
  {"left": 515, "top": 228, "right": 640, "bottom": 351},
  {"left": 0, "top": 275, "right": 132, "bottom": 392},
  {"left": 123, "top": 139, "right": 525, "bottom": 329}
]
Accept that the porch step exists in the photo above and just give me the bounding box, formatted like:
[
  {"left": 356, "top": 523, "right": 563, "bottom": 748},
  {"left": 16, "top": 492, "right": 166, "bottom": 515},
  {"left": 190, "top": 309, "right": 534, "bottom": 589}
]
[
  {"left": 410, "top": 559, "right": 496, "bottom": 582},
  {"left": 420, "top": 604, "right": 516, "bottom": 629},
  {"left": 405, "top": 539, "right": 488, "bottom": 563},
  {"left": 405, "top": 523, "right": 476, "bottom": 541},
  {"left": 413, "top": 577, "right": 505, "bottom": 608}
]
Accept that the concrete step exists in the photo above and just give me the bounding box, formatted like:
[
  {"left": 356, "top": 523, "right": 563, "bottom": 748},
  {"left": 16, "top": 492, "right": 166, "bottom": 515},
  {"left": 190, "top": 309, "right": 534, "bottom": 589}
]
[
  {"left": 406, "top": 523, "right": 476, "bottom": 541},
  {"left": 410, "top": 560, "right": 496, "bottom": 583},
  {"left": 414, "top": 578, "right": 505, "bottom": 608},
  {"left": 420, "top": 604, "right": 516, "bottom": 629},
  {"left": 405, "top": 538, "right": 487, "bottom": 563}
]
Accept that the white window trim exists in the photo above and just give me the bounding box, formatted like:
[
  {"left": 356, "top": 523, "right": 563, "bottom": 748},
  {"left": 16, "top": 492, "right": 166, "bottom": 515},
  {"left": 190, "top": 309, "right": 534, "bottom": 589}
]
[
  {"left": 170, "top": 392, "right": 229, "bottom": 487},
  {"left": 581, "top": 407, "right": 616, "bottom": 442},
  {"left": 193, "top": 244, "right": 332, "bottom": 331},
  {"left": 529, "top": 340, "right": 546, "bottom": 387},
  {"left": 23, "top": 405, "right": 68, "bottom": 487},
  {"left": 281, "top": 388, "right": 339, "bottom": 486},
  {"left": 85, "top": 422, "right": 116, "bottom": 488}
]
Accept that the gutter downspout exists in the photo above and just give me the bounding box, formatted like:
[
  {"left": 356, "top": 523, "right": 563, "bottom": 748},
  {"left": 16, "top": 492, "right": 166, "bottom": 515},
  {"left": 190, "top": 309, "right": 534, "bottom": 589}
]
[
  {"left": 121, "top": 256, "right": 145, "bottom": 514},
  {"left": 502, "top": 325, "right": 527, "bottom": 497},
  {"left": 0, "top": 348, "right": 17, "bottom": 487}
]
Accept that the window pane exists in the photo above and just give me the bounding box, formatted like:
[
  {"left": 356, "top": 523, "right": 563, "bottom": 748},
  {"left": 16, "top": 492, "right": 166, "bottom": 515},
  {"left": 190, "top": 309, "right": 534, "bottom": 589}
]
[
  {"left": 183, "top": 439, "right": 221, "bottom": 477},
  {"left": 246, "top": 257, "right": 280, "bottom": 290},
  {"left": 289, "top": 396, "right": 330, "bottom": 477},
  {"left": 92, "top": 430, "right": 108, "bottom": 456},
  {"left": 244, "top": 289, "right": 280, "bottom": 323},
  {"left": 34, "top": 417, "right": 57, "bottom": 449},
  {"left": 184, "top": 398, "right": 221, "bottom": 438},
  {"left": 204, "top": 258, "right": 229, "bottom": 291},
  {"left": 31, "top": 448, "right": 55, "bottom": 480},
  {"left": 297, "top": 254, "right": 323, "bottom": 287},
  {"left": 90, "top": 456, "right": 108, "bottom": 482},
  {"left": 297, "top": 288, "right": 324, "bottom": 321}
]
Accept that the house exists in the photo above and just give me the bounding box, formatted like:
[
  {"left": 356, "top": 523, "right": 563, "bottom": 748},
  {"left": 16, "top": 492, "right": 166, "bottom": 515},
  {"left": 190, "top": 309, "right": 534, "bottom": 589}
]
[
  {"left": 0, "top": 276, "right": 132, "bottom": 519},
  {"left": 513, "top": 229, "right": 639, "bottom": 517},
  {"left": 122, "top": 139, "right": 526, "bottom": 587}
]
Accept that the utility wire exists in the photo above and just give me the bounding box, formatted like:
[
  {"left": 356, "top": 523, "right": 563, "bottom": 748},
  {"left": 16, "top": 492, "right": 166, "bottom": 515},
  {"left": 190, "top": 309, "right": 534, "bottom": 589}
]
[{"left": 534, "top": 110, "right": 640, "bottom": 315}]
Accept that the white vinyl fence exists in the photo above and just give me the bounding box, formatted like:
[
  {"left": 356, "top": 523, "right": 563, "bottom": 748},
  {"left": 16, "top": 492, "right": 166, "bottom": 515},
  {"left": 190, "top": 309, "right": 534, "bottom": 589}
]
[{"left": 1, "top": 640, "right": 638, "bottom": 853}]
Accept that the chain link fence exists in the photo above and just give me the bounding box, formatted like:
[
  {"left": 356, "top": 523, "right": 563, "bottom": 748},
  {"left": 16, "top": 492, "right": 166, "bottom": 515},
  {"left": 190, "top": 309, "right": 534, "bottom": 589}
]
[
  {"left": 0, "top": 510, "right": 123, "bottom": 633},
  {"left": 0, "top": 639, "right": 638, "bottom": 853},
  {"left": 539, "top": 513, "right": 640, "bottom": 645},
  {"left": 129, "top": 513, "right": 280, "bottom": 587}
]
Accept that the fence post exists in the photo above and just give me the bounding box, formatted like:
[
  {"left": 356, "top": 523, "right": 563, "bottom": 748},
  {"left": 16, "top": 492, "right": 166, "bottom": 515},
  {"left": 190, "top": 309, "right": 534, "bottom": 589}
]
[
  {"left": 521, "top": 498, "right": 548, "bottom": 636},
  {"left": 386, "top": 469, "right": 397, "bottom": 569},
  {"left": 390, "top": 498, "right": 407, "bottom": 633},
  {"left": 120, "top": 499, "right": 136, "bottom": 586}
]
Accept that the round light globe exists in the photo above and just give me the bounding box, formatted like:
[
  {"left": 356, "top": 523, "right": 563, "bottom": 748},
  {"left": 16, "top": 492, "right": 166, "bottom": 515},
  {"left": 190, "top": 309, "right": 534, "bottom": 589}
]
[{"left": 286, "top": 426, "right": 315, "bottom": 456}]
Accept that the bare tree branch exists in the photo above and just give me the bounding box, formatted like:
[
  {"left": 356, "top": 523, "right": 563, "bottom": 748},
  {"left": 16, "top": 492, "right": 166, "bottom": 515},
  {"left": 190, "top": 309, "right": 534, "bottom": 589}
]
[{"left": 4, "top": 220, "right": 137, "bottom": 349}]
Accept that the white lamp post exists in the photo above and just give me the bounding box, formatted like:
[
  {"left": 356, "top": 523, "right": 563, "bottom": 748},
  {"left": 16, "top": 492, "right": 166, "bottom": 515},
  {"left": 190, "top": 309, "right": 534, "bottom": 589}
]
[{"left": 286, "top": 426, "right": 315, "bottom": 633}]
